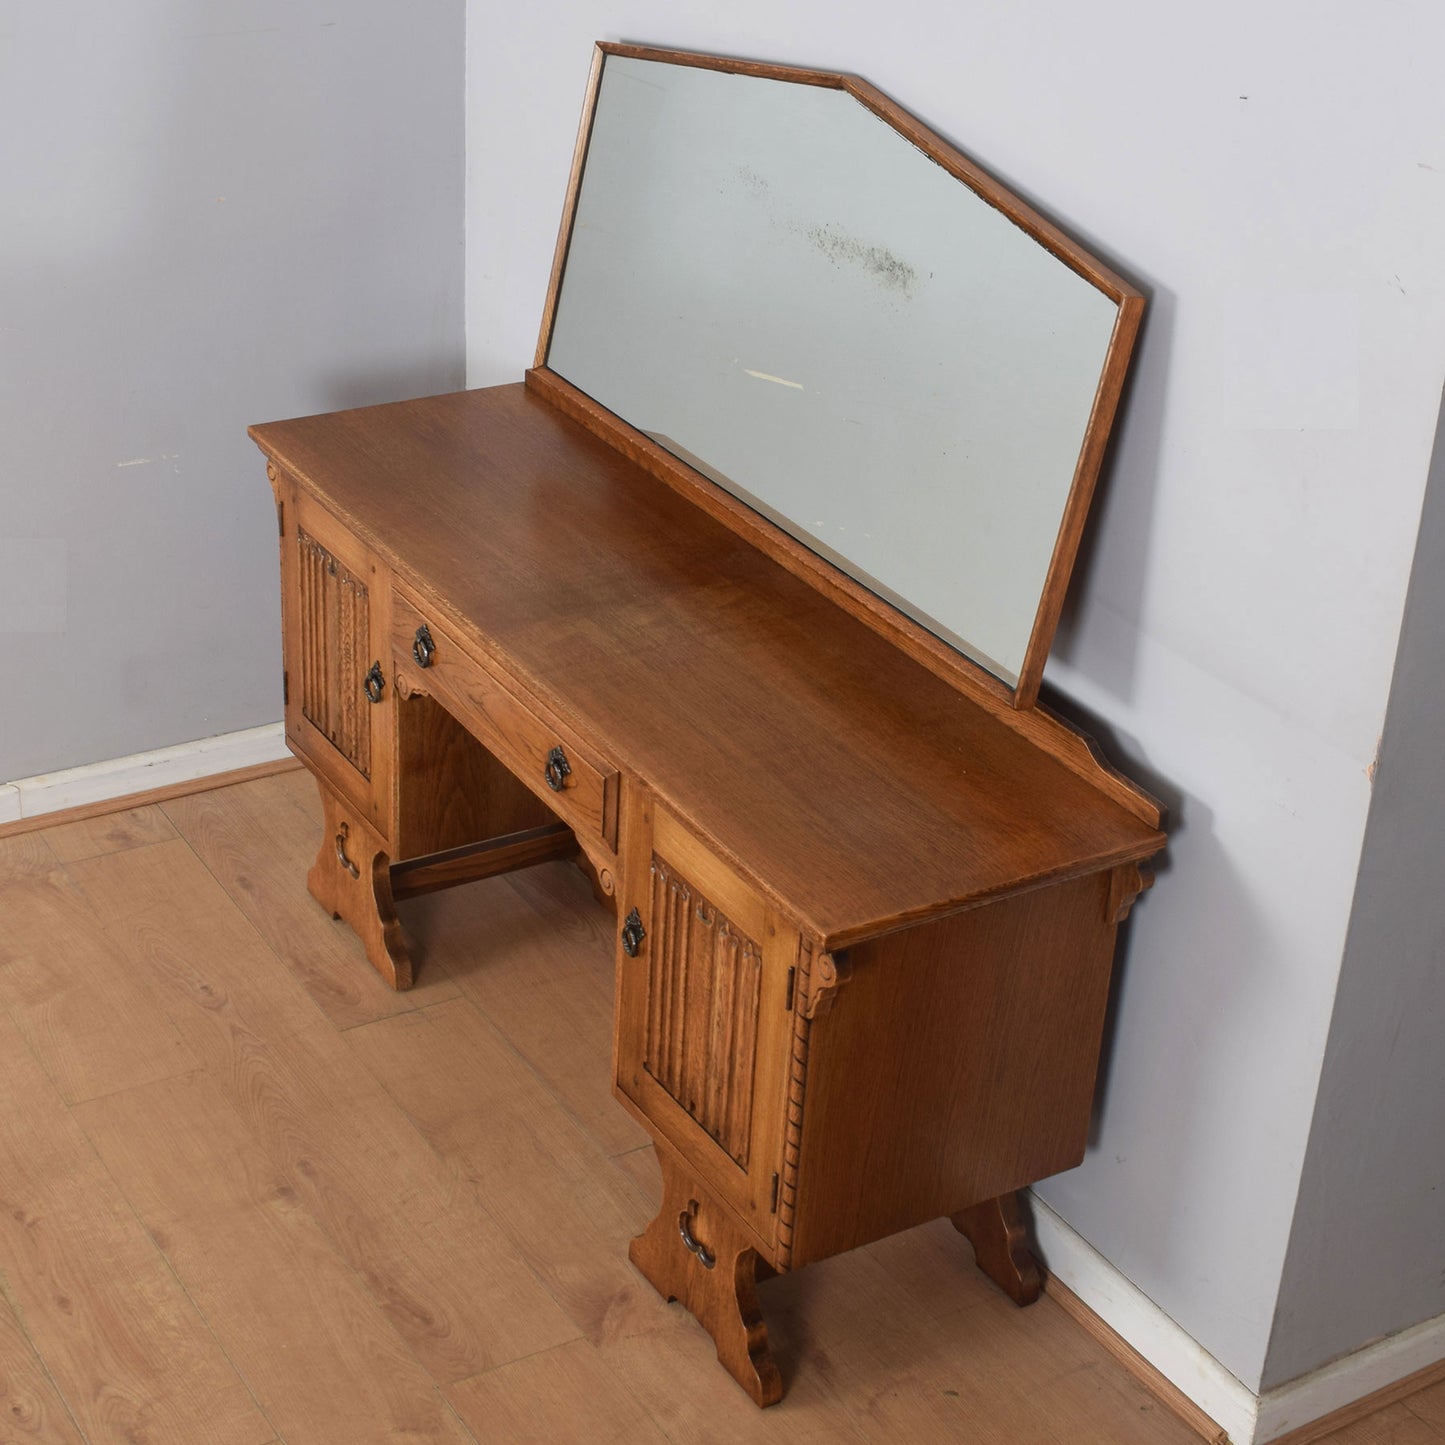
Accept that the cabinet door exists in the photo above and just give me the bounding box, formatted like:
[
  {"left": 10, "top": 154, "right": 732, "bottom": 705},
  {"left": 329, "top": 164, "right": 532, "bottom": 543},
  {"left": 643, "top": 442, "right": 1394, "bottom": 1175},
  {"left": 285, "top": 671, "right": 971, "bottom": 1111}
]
[
  {"left": 615, "top": 794, "right": 796, "bottom": 1249},
  {"left": 275, "top": 479, "right": 393, "bottom": 835}
]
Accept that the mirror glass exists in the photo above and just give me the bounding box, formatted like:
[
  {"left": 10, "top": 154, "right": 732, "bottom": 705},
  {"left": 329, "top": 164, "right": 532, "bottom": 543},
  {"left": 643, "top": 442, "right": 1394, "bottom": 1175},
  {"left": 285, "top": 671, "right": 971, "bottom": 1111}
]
[{"left": 546, "top": 54, "right": 1125, "bottom": 690}]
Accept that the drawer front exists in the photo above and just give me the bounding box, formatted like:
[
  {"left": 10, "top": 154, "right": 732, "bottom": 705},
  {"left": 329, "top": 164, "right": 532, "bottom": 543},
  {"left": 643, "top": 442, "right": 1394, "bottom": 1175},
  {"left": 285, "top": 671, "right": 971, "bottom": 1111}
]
[{"left": 392, "top": 590, "right": 618, "bottom": 850}]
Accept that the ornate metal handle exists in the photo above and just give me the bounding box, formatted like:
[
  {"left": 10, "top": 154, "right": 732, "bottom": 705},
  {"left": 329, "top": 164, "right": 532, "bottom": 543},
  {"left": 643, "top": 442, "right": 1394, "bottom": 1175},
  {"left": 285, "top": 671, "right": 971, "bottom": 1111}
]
[
  {"left": 678, "top": 1203, "right": 716, "bottom": 1269},
  {"left": 621, "top": 907, "right": 646, "bottom": 958},
  {"left": 335, "top": 822, "right": 360, "bottom": 879},
  {"left": 412, "top": 624, "right": 435, "bottom": 669},
  {"left": 363, "top": 660, "right": 385, "bottom": 703},
  {"left": 544, "top": 745, "right": 571, "bottom": 792}
]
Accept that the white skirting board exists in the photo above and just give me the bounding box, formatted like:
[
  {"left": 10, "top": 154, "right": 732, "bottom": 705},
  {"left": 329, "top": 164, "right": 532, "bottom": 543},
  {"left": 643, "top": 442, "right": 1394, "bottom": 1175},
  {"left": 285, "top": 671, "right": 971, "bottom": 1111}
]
[
  {"left": 1, "top": 722, "right": 289, "bottom": 822},
  {"left": 1030, "top": 1192, "right": 1445, "bottom": 1443},
  {"left": 1254, "top": 1313, "right": 1445, "bottom": 1441}
]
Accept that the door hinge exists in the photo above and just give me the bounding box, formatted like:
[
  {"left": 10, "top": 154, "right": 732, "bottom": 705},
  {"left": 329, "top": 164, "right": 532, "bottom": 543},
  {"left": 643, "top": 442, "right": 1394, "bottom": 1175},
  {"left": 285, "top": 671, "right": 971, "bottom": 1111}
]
[
  {"left": 276, "top": 500, "right": 285, "bottom": 538},
  {"left": 770, "top": 1172, "right": 780, "bottom": 1214},
  {"left": 282, "top": 670, "right": 289, "bottom": 706},
  {"left": 784, "top": 965, "right": 796, "bottom": 1012}
]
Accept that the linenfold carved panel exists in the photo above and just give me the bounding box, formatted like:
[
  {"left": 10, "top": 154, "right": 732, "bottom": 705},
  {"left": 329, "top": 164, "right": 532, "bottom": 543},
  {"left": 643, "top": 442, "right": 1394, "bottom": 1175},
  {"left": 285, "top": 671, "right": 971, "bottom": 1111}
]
[
  {"left": 297, "top": 529, "right": 371, "bottom": 777},
  {"left": 644, "top": 855, "right": 762, "bottom": 1167}
]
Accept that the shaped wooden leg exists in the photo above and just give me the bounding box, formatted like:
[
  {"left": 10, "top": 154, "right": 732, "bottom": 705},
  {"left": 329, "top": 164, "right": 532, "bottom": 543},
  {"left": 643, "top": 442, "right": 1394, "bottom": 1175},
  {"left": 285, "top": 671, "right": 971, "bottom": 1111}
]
[
  {"left": 951, "top": 1190, "right": 1042, "bottom": 1306},
  {"left": 629, "top": 1146, "right": 781, "bottom": 1407},
  {"left": 307, "top": 782, "right": 413, "bottom": 990}
]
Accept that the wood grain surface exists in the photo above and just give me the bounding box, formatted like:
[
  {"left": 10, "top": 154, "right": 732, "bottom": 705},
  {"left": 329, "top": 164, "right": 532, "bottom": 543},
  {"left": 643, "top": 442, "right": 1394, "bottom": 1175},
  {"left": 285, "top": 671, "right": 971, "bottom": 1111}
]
[
  {"left": 251, "top": 385, "right": 1161, "bottom": 948},
  {"left": 0, "top": 1011, "right": 267, "bottom": 1444}
]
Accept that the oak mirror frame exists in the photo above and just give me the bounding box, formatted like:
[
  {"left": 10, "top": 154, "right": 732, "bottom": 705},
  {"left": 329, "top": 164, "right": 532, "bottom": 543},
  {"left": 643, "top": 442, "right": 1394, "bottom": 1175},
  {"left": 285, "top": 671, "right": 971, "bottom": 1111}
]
[{"left": 526, "top": 43, "right": 1143, "bottom": 710}]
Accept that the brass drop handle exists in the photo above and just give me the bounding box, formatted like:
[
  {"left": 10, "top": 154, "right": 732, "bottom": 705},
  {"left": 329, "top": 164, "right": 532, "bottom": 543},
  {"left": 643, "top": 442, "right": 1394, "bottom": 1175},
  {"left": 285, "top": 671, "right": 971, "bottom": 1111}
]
[
  {"left": 678, "top": 1202, "right": 716, "bottom": 1269},
  {"left": 412, "top": 624, "right": 436, "bottom": 668},
  {"left": 363, "top": 660, "right": 385, "bottom": 703},
  {"left": 621, "top": 907, "right": 646, "bottom": 958},
  {"left": 544, "top": 745, "right": 571, "bottom": 792},
  {"left": 335, "top": 822, "right": 360, "bottom": 879}
]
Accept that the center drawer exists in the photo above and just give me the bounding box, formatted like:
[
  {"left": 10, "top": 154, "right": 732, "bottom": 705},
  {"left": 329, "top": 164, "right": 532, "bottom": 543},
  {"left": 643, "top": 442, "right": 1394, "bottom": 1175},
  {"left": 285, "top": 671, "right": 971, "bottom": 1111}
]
[{"left": 391, "top": 589, "right": 619, "bottom": 851}]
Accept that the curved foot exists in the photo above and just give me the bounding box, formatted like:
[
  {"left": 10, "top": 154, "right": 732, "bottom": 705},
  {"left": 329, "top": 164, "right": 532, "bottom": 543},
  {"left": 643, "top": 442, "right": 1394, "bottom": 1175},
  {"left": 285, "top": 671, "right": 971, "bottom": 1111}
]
[
  {"left": 951, "top": 1191, "right": 1042, "bottom": 1306},
  {"left": 629, "top": 1144, "right": 781, "bottom": 1407},
  {"left": 307, "top": 782, "right": 413, "bottom": 990}
]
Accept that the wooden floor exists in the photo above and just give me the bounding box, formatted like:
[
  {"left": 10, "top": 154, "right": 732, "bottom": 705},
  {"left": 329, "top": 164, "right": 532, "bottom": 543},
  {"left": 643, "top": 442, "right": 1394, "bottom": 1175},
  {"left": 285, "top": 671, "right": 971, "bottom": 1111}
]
[{"left": 1, "top": 770, "right": 1441, "bottom": 1445}]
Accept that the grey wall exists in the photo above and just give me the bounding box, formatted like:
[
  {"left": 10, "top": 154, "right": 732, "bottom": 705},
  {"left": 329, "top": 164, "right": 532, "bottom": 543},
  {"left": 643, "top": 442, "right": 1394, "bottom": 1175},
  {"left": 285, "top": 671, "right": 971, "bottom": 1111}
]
[
  {"left": 0, "top": 1, "right": 464, "bottom": 781},
  {"left": 1262, "top": 385, "right": 1445, "bottom": 1389}
]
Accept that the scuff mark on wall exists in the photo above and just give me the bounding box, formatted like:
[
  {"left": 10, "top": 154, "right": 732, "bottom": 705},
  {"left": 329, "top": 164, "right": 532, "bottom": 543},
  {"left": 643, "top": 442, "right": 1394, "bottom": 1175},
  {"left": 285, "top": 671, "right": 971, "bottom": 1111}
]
[{"left": 116, "top": 453, "right": 179, "bottom": 470}]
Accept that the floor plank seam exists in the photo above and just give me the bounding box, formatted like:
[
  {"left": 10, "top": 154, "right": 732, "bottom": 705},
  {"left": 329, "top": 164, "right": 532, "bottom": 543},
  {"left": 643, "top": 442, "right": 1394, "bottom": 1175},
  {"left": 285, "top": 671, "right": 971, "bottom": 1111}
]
[
  {"left": 445, "top": 1333, "right": 592, "bottom": 1391},
  {"left": 339, "top": 999, "right": 605, "bottom": 1368},
  {"left": 437, "top": 1385, "right": 485, "bottom": 1445},
  {"left": 51, "top": 821, "right": 464, "bottom": 1437},
  {"left": 63, "top": 1067, "right": 285, "bottom": 1444},
  {"left": 152, "top": 799, "right": 371, "bottom": 1039},
  {"left": 0, "top": 1291, "right": 93, "bottom": 1445}
]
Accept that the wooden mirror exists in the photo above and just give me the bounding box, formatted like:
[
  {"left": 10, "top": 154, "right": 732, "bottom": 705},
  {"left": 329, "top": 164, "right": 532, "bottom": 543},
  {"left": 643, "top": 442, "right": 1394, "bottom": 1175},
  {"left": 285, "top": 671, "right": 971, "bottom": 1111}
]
[{"left": 529, "top": 44, "right": 1142, "bottom": 708}]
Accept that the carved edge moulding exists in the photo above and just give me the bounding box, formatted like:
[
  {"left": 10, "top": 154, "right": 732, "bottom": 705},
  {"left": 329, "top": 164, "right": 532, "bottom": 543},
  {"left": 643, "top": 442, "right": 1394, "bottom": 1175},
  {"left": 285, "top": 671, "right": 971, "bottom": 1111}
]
[{"left": 526, "top": 41, "right": 1145, "bottom": 718}]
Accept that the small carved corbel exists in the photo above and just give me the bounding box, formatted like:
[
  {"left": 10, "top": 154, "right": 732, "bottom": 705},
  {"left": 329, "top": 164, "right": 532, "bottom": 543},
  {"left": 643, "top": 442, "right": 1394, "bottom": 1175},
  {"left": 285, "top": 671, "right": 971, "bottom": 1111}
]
[
  {"left": 1107, "top": 861, "right": 1154, "bottom": 924},
  {"left": 265, "top": 461, "right": 285, "bottom": 534},
  {"left": 801, "top": 949, "right": 852, "bottom": 1019},
  {"left": 394, "top": 667, "right": 424, "bottom": 702}
]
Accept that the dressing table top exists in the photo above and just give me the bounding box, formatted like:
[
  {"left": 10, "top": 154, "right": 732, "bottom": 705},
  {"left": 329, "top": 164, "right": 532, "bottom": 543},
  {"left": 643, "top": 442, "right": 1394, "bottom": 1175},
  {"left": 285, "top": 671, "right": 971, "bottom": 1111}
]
[{"left": 252, "top": 382, "right": 1159, "bottom": 950}]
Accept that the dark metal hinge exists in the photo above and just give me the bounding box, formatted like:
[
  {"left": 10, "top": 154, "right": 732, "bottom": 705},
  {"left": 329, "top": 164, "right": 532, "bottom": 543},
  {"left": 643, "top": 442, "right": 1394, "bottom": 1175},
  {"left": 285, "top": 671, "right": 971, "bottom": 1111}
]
[
  {"left": 770, "top": 1172, "right": 780, "bottom": 1213},
  {"left": 276, "top": 500, "right": 284, "bottom": 538},
  {"left": 784, "top": 966, "right": 796, "bottom": 1012},
  {"left": 282, "top": 670, "right": 289, "bottom": 706}
]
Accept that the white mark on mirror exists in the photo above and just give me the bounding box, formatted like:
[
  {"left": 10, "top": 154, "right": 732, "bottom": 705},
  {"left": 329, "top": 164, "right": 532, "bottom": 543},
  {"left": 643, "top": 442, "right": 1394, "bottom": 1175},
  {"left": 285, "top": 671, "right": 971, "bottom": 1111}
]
[{"left": 743, "top": 368, "right": 804, "bottom": 391}]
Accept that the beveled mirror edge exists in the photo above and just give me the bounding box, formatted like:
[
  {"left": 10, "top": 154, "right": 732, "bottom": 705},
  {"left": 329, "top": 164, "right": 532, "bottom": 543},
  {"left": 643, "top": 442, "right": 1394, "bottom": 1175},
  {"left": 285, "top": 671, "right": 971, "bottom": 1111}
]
[
  {"left": 528, "top": 40, "right": 1147, "bottom": 723},
  {"left": 533, "top": 44, "right": 608, "bottom": 370},
  {"left": 1013, "top": 293, "right": 1146, "bottom": 709}
]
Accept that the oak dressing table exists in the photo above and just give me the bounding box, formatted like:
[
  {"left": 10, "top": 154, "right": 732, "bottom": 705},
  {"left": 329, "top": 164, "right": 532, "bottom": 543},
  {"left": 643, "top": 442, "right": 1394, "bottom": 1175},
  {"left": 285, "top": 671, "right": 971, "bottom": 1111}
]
[{"left": 250, "top": 44, "right": 1163, "bottom": 1407}]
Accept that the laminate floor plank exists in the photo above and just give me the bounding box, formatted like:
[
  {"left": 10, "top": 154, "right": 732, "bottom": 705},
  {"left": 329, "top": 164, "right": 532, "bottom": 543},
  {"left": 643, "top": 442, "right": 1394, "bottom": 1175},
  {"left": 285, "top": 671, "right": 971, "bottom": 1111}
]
[
  {"left": 0, "top": 832, "right": 55, "bottom": 880},
  {"left": 67, "top": 838, "right": 579, "bottom": 1386},
  {"left": 1403, "top": 1377, "right": 1445, "bottom": 1430},
  {"left": 160, "top": 772, "right": 459, "bottom": 1029},
  {"left": 65, "top": 836, "right": 332, "bottom": 1044},
  {"left": 0, "top": 1013, "right": 269, "bottom": 1445},
  {"left": 400, "top": 863, "right": 648, "bottom": 1156},
  {"left": 73, "top": 1069, "right": 474, "bottom": 1445},
  {"left": 346, "top": 1000, "right": 870, "bottom": 1444},
  {"left": 42, "top": 803, "right": 177, "bottom": 863},
  {"left": 863, "top": 1214, "right": 1002, "bottom": 1322},
  {"left": 0, "top": 1297, "right": 86, "bottom": 1444},
  {"left": 1316, "top": 1401, "right": 1444, "bottom": 1444},
  {"left": 0, "top": 862, "right": 200, "bottom": 1104},
  {"left": 446, "top": 1338, "right": 668, "bottom": 1445},
  {"left": 346, "top": 998, "right": 657, "bottom": 1344}
]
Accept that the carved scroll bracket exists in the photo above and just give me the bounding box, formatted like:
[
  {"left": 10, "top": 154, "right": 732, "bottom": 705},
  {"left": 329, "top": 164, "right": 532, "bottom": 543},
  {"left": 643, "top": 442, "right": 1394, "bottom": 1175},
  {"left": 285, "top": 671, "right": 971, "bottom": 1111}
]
[
  {"left": 1107, "top": 861, "right": 1155, "bottom": 924},
  {"left": 393, "top": 661, "right": 429, "bottom": 703},
  {"left": 800, "top": 949, "right": 852, "bottom": 1020},
  {"left": 265, "top": 460, "right": 285, "bottom": 534}
]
